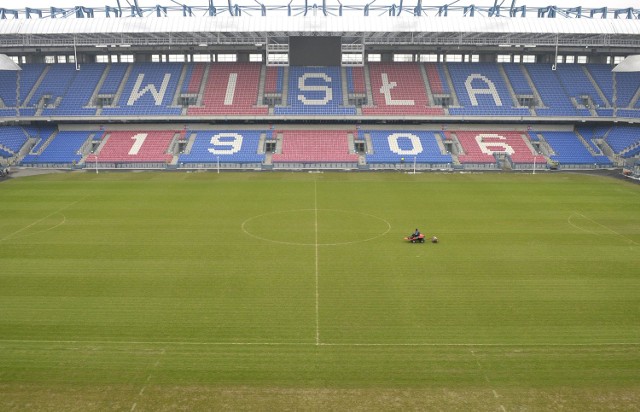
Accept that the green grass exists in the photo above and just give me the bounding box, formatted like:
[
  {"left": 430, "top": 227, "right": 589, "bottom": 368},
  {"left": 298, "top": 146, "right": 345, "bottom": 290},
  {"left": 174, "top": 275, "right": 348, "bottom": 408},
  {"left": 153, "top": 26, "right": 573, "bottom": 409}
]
[{"left": 1, "top": 171, "right": 639, "bottom": 410}]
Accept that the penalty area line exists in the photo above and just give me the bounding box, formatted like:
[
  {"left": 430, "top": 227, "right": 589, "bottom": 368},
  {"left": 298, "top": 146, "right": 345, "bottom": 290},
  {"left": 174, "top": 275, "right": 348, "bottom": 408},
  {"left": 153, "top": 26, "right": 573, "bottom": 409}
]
[
  {"left": 0, "top": 196, "right": 88, "bottom": 242},
  {"left": 569, "top": 211, "right": 639, "bottom": 246}
]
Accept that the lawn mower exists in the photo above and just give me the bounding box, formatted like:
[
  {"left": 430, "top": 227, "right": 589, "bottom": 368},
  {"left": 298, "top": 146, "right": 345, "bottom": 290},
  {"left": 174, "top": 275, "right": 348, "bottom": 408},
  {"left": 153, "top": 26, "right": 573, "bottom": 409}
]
[{"left": 404, "top": 233, "right": 426, "bottom": 243}]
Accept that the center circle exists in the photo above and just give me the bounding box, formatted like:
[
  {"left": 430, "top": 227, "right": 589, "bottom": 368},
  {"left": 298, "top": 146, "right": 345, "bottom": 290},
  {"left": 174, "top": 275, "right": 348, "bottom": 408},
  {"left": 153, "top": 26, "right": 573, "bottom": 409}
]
[{"left": 241, "top": 209, "right": 391, "bottom": 246}]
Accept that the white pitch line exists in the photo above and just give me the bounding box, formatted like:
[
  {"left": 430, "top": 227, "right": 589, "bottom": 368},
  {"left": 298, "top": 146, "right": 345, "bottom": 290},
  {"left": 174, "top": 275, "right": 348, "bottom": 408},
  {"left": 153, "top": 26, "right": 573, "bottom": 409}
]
[
  {"left": 314, "top": 178, "right": 320, "bottom": 346},
  {"left": 1, "top": 339, "right": 638, "bottom": 347},
  {"left": 576, "top": 211, "right": 639, "bottom": 246},
  {"left": 317, "top": 342, "right": 640, "bottom": 347},
  {"left": 0, "top": 196, "right": 87, "bottom": 242},
  {"left": 241, "top": 208, "right": 391, "bottom": 246},
  {"left": 130, "top": 348, "right": 164, "bottom": 412},
  {"left": 470, "top": 350, "right": 507, "bottom": 412},
  {"left": 0, "top": 339, "right": 312, "bottom": 346},
  {"left": 3, "top": 214, "right": 66, "bottom": 241},
  {"left": 568, "top": 211, "right": 639, "bottom": 246}
]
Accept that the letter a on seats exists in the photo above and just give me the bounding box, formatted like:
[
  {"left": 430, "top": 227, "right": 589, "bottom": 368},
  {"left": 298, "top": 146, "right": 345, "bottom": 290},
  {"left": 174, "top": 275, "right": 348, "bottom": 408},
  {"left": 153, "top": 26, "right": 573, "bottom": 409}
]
[{"left": 465, "top": 74, "right": 502, "bottom": 106}]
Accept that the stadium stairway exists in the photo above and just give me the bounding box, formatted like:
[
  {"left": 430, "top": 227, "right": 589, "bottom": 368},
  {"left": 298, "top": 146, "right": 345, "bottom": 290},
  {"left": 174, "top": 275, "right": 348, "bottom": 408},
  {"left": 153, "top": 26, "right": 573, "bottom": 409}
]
[
  {"left": 498, "top": 65, "right": 520, "bottom": 109},
  {"left": 29, "top": 130, "right": 58, "bottom": 156},
  {"left": 420, "top": 64, "right": 436, "bottom": 107},
  {"left": 281, "top": 67, "right": 289, "bottom": 106},
  {"left": 21, "top": 66, "right": 49, "bottom": 111},
  {"left": 534, "top": 130, "right": 613, "bottom": 167},
  {"left": 441, "top": 64, "right": 461, "bottom": 107},
  {"left": 257, "top": 64, "right": 267, "bottom": 109},
  {"left": 582, "top": 66, "right": 611, "bottom": 108},
  {"left": 22, "top": 130, "right": 93, "bottom": 166}
]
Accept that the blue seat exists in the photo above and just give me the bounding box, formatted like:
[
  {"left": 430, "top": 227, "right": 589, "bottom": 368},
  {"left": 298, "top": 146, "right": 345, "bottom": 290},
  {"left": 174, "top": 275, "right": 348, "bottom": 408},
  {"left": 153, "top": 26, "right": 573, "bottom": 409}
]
[
  {"left": 274, "top": 67, "right": 356, "bottom": 116},
  {"left": 178, "top": 130, "right": 266, "bottom": 164},
  {"left": 364, "top": 130, "right": 452, "bottom": 164}
]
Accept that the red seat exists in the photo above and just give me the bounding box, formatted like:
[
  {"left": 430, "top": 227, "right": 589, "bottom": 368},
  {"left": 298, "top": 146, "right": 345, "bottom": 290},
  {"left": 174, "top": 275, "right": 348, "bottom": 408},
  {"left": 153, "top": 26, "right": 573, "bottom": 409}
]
[
  {"left": 86, "top": 130, "right": 176, "bottom": 163},
  {"left": 272, "top": 130, "right": 359, "bottom": 163}
]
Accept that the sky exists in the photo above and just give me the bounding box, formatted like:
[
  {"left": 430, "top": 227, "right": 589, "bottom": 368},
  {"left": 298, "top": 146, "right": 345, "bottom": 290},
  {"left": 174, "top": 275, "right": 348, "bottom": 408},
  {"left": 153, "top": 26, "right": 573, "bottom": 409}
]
[{"left": 13, "top": 0, "right": 638, "bottom": 13}]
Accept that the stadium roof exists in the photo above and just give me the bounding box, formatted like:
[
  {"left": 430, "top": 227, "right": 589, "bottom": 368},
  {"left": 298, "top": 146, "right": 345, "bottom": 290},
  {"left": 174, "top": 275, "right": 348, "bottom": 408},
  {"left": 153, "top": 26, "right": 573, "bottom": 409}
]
[{"left": 0, "top": 15, "right": 639, "bottom": 49}]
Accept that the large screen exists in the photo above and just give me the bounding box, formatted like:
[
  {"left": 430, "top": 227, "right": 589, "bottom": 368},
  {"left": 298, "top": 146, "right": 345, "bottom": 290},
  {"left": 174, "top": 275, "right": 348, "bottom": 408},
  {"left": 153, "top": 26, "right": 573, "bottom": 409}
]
[{"left": 289, "top": 36, "right": 341, "bottom": 66}]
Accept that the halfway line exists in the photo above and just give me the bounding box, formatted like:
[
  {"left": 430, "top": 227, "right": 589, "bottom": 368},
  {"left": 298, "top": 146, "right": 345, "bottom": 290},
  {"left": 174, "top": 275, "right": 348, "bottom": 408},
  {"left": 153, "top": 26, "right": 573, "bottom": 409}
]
[{"left": 314, "top": 178, "right": 320, "bottom": 346}]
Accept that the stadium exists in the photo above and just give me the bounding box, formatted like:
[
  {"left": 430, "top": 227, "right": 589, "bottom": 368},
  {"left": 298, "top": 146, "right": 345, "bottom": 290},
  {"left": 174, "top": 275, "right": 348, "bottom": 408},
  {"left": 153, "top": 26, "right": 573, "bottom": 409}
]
[{"left": 0, "top": 0, "right": 639, "bottom": 410}]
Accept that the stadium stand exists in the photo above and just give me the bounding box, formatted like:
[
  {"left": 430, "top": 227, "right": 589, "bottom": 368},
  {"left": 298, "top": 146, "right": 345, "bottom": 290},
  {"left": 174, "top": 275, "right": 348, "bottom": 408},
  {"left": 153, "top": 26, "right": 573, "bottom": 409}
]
[
  {"left": 178, "top": 129, "right": 265, "bottom": 165},
  {"left": 22, "top": 125, "right": 58, "bottom": 155},
  {"left": 0, "top": 126, "right": 29, "bottom": 157},
  {"left": 0, "top": 71, "right": 21, "bottom": 110},
  {"left": 502, "top": 64, "right": 534, "bottom": 96},
  {"left": 26, "top": 64, "right": 77, "bottom": 115},
  {"left": 447, "top": 63, "right": 530, "bottom": 117},
  {"left": 22, "top": 130, "right": 92, "bottom": 165},
  {"left": 451, "top": 130, "right": 545, "bottom": 165},
  {"left": 424, "top": 63, "right": 448, "bottom": 95},
  {"left": 450, "top": 131, "right": 497, "bottom": 165},
  {"left": 271, "top": 130, "right": 359, "bottom": 163},
  {"left": 0, "top": 64, "right": 45, "bottom": 108},
  {"left": 0, "top": 56, "right": 635, "bottom": 171},
  {"left": 264, "top": 66, "right": 284, "bottom": 95},
  {"left": 100, "top": 63, "right": 183, "bottom": 116},
  {"left": 274, "top": 67, "right": 356, "bottom": 115},
  {"left": 586, "top": 64, "right": 615, "bottom": 114},
  {"left": 604, "top": 126, "right": 640, "bottom": 157},
  {"left": 183, "top": 62, "right": 205, "bottom": 95},
  {"left": 85, "top": 130, "right": 177, "bottom": 163},
  {"left": 98, "top": 64, "right": 129, "bottom": 96},
  {"left": 603, "top": 70, "right": 640, "bottom": 113},
  {"left": 553, "top": 64, "right": 609, "bottom": 114},
  {"left": 610, "top": 69, "right": 640, "bottom": 117},
  {"left": 188, "top": 63, "right": 268, "bottom": 116},
  {"left": 615, "top": 109, "right": 640, "bottom": 119},
  {"left": 1, "top": 6, "right": 640, "bottom": 177},
  {"left": 535, "top": 130, "right": 612, "bottom": 165},
  {"left": 363, "top": 63, "right": 444, "bottom": 115},
  {"left": 0, "top": 64, "right": 46, "bottom": 117},
  {"left": 525, "top": 65, "right": 586, "bottom": 117},
  {"left": 576, "top": 125, "right": 610, "bottom": 155},
  {"left": 346, "top": 66, "right": 366, "bottom": 95},
  {"left": 364, "top": 130, "right": 452, "bottom": 165},
  {"left": 0, "top": 62, "right": 638, "bottom": 122},
  {"left": 43, "top": 64, "right": 105, "bottom": 117}
]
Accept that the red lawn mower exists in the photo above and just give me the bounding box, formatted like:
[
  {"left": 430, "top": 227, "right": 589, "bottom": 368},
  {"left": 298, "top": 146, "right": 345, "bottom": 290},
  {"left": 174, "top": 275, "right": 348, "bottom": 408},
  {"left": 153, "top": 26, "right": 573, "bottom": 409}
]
[{"left": 404, "top": 233, "right": 426, "bottom": 243}]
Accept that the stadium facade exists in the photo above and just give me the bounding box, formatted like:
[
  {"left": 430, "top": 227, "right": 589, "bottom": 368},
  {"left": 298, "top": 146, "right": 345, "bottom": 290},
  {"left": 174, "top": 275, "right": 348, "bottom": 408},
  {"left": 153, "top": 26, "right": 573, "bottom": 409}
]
[{"left": 0, "top": 2, "right": 639, "bottom": 175}]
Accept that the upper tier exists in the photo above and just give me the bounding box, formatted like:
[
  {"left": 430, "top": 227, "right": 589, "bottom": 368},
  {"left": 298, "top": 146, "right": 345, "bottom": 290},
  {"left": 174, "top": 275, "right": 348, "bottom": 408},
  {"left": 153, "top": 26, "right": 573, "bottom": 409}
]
[{"left": 1, "top": 62, "right": 638, "bottom": 120}]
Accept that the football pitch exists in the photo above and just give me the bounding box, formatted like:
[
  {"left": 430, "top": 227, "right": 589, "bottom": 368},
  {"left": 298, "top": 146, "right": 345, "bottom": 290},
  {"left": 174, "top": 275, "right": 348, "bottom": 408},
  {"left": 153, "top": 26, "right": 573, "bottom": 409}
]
[{"left": 1, "top": 171, "right": 639, "bottom": 410}]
